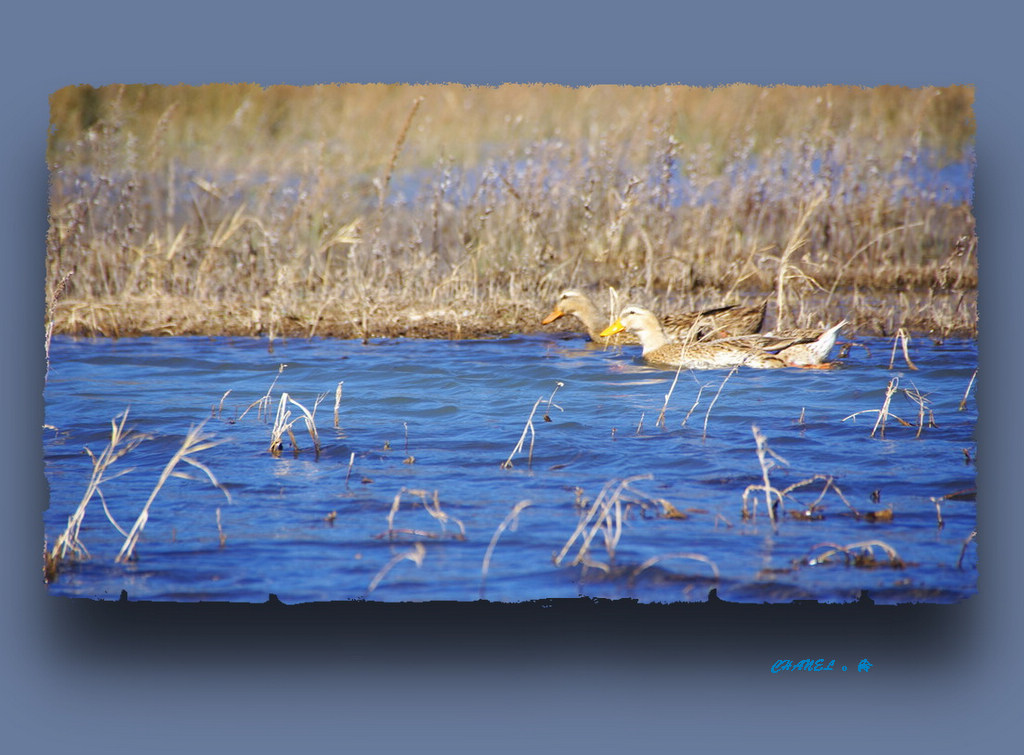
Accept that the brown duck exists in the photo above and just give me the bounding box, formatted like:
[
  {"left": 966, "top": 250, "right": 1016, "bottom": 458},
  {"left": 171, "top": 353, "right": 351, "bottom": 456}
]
[{"left": 541, "top": 289, "right": 766, "bottom": 344}]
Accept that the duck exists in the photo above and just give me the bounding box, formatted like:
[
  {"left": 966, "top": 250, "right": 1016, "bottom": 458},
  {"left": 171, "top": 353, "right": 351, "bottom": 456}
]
[
  {"left": 598, "top": 306, "right": 786, "bottom": 369},
  {"left": 541, "top": 289, "right": 766, "bottom": 344},
  {"left": 725, "top": 320, "right": 849, "bottom": 367}
]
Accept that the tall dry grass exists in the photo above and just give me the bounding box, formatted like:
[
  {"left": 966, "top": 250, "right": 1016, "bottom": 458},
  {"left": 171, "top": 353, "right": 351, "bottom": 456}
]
[{"left": 46, "top": 83, "right": 977, "bottom": 340}]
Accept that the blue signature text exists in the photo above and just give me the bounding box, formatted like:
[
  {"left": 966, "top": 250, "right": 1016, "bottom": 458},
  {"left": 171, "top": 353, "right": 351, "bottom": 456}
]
[{"left": 771, "top": 658, "right": 872, "bottom": 673}]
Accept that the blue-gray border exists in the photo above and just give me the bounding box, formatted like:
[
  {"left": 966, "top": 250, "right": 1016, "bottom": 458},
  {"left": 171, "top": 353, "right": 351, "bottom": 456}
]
[{"left": 3, "top": 1, "right": 1015, "bottom": 752}]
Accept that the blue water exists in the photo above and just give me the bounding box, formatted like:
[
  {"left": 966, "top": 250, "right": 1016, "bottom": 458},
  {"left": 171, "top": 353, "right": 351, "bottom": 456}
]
[{"left": 43, "top": 333, "right": 977, "bottom": 604}]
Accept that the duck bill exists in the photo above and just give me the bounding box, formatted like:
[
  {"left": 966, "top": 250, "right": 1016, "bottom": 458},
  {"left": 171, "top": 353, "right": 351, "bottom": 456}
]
[
  {"left": 598, "top": 320, "right": 625, "bottom": 338},
  {"left": 541, "top": 308, "right": 565, "bottom": 325}
]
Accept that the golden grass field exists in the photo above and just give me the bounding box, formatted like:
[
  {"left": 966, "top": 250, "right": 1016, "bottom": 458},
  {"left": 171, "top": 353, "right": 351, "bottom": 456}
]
[{"left": 46, "top": 83, "right": 976, "bottom": 341}]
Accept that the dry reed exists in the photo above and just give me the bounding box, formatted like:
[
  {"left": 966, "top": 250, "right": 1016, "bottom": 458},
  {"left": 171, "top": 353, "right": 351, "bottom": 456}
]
[
  {"left": 702, "top": 366, "right": 740, "bottom": 440},
  {"left": 800, "top": 540, "right": 906, "bottom": 569},
  {"left": 744, "top": 425, "right": 787, "bottom": 526},
  {"left": 501, "top": 396, "right": 544, "bottom": 470},
  {"left": 959, "top": 369, "right": 977, "bottom": 411},
  {"left": 46, "top": 84, "right": 976, "bottom": 342},
  {"left": 45, "top": 409, "right": 147, "bottom": 579},
  {"left": 116, "top": 420, "right": 230, "bottom": 563},
  {"left": 268, "top": 392, "right": 324, "bottom": 457},
  {"left": 383, "top": 487, "right": 465, "bottom": 541},
  {"left": 367, "top": 542, "right": 427, "bottom": 595},
  {"left": 842, "top": 376, "right": 940, "bottom": 438},
  {"left": 480, "top": 500, "right": 533, "bottom": 598},
  {"left": 630, "top": 553, "right": 719, "bottom": 582},
  {"left": 957, "top": 530, "right": 977, "bottom": 570},
  {"left": 554, "top": 475, "right": 652, "bottom": 570}
]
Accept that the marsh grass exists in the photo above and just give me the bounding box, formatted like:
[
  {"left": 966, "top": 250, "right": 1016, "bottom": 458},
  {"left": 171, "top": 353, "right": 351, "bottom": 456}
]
[
  {"left": 799, "top": 540, "right": 906, "bottom": 569},
  {"left": 959, "top": 369, "right": 977, "bottom": 411},
  {"left": 957, "top": 530, "right": 977, "bottom": 570},
  {"left": 631, "top": 553, "right": 719, "bottom": 582},
  {"left": 554, "top": 475, "right": 653, "bottom": 570},
  {"left": 742, "top": 429, "right": 864, "bottom": 523},
  {"left": 501, "top": 396, "right": 545, "bottom": 470},
  {"left": 47, "top": 84, "right": 976, "bottom": 341},
  {"left": 930, "top": 486, "right": 976, "bottom": 529},
  {"left": 744, "top": 425, "right": 787, "bottom": 526},
  {"left": 116, "top": 420, "right": 230, "bottom": 563},
  {"left": 842, "top": 376, "right": 937, "bottom": 438},
  {"left": 703, "top": 366, "right": 740, "bottom": 439},
  {"left": 480, "top": 499, "right": 533, "bottom": 598},
  {"left": 367, "top": 542, "right": 426, "bottom": 595},
  {"left": 888, "top": 328, "right": 919, "bottom": 370},
  {"left": 44, "top": 409, "right": 147, "bottom": 580},
  {"left": 382, "top": 487, "right": 466, "bottom": 542},
  {"left": 333, "top": 381, "right": 343, "bottom": 429}
]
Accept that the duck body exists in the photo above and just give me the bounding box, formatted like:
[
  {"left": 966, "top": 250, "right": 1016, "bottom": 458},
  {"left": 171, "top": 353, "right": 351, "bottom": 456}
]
[
  {"left": 734, "top": 320, "right": 848, "bottom": 366},
  {"left": 599, "top": 306, "right": 786, "bottom": 370}
]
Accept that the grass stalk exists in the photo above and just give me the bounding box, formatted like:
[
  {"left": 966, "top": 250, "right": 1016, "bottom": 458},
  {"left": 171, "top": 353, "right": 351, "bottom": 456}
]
[
  {"left": 115, "top": 420, "right": 230, "bottom": 563},
  {"left": 554, "top": 475, "right": 651, "bottom": 568},
  {"left": 44, "top": 271, "right": 73, "bottom": 381},
  {"left": 656, "top": 364, "right": 685, "bottom": 429},
  {"left": 501, "top": 396, "right": 544, "bottom": 470},
  {"left": 367, "top": 542, "right": 426, "bottom": 595},
  {"left": 480, "top": 500, "right": 533, "bottom": 598},
  {"left": 745, "top": 425, "right": 788, "bottom": 526},
  {"left": 959, "top": 369, "right": 977, "bottom": 411},
  {"left": 888, "top": 328, "right": 918, "bottom": 370},
  {"left": 957, "top": 530, "right": 977, "bottom": 569},
  {"left": 702, "top": 365, "right": 739, "bottom": 440},
  {"left": 631, "top": 552, "right": 720, "bottom": 581},
  {"left": 45, "top": 409, "right": 146, "bottom": 579},
  {"left": 774, "top": 191, "right": 827, "bottom": 331}
]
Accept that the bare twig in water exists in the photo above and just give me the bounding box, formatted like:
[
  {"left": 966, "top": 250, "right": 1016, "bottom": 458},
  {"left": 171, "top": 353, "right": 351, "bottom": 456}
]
[
  {"left": 268, "top": 392, "right": 291, "bottom": 456},
  {"left": 345, "top": 451, "right": 356, "bottom": 486},
  {"left": 901, "top": 382, "right": 936, "bottom": 438},
  {"left": 680, "top": 383, "right": 706, "bottom": 428},
  {"left": 216, "top": 389, "right": 231, "bottom": 418},
  {"left": 45, "top": 408, "right": 147, "bottom": 579},
  {"left": 423, "top": 490, "right": 465, "bottom": 539},
  {"left": 403, "top": 421, "right": 414, "bottom": 464},
  {"left": 267, "top": 392, "right": 324, "bottom": 457},
  {"left": 842, "top": 377, "right": 910, "bottom": 438},
  {"left": 334, "top": 381, "right": 343, "bottom": 428},
  {"left": 657, "top": 364, "right": 685, "bottom": 429},
  {"left": 703, "top": 366, "right": 739, "bottom": 440},
  {"left": 501, "top": 396, "right": 544, "bottom": 470},
  {"left": 888, "top": 328, "right": 918, "bottom": 370},
  {"left": 959, "top": 369, "right": 977, "bottom": 411},
  {"left": 543, "top": 381, "right": 565, "bottom": 422},
  {"left": 800, "top": 540, "right": 905, "bottom": 569},
  {"left": 957, "top": 530, "right": 977, "bottom": 569},
  {"left": 240, "top": 363, "right": 287, "bottom": 422},
  {"left": 367, "top": 542, "right": 426, "bottom": 595},
  {"left": 631, "top": 552, "right": 720, "bottom": 581},
  {"left": 743, "top": 425, "right": 788, "bottom": 526},
  {"left": 480, "top": 500, "right": 533, "bottom": 598},
  {"left": 871, "top": 377, "right": 901, "bottom": 437},
  {"left": 555, "top": 475, "right": 652, "bottom": 569},
  {"left": 116, "top": 420, "right": 230, "bottom": 563},
  {"left": 385, "top": 487, "right": 464, "bottom": 541},
  {"left": 290, "top": 393, "right": 325, "bottom": 457}
]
